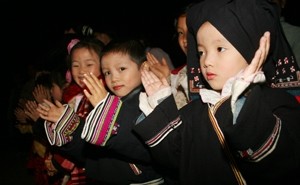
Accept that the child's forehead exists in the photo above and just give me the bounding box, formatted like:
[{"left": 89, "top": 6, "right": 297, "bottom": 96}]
[
  {"left": 102, "top": 52, "right": 137, "bottom": 66},
  {"left": 103, "top": 51, "right": 130, "bottom": 60}
]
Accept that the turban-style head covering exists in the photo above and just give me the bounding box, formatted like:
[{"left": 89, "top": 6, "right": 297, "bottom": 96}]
[{"left": 186, "top": 0, "right": 300, "bottom": 97}]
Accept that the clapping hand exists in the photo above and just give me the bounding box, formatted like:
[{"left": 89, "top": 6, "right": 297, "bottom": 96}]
[
  {"left": 146, "top": 52, "right": 171, "bottom": 80},
  {"left": 141, "top": 67, "right": 170, "bottom": 97},
  {"left": 37, "top": 99, "right": 65, "bottom": 123},
  {"left": 33, "top": 85, "right": 51, "bottom": 104},
  {"left": 24, "top": 100, "right": 40, "bottom": 122},
  {"left": 243, "top": 31, "right": 270, "bottom": 79},
  {"left": 83, "top": 73, "right": 108, "bottom": 107}
]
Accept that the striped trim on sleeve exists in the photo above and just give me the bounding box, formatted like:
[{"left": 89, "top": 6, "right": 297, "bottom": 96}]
[
  {"left": 44, "top": 104, "right": 80, "bottom": 146},
  {"left": 237, "top": 115, "right": 281, "bottom": 162},
  {"left": 81, "top": 94, "right": 122, "bottom": 146},
  {"left": 145, "top": 116, "right": 182, "bottom": 147}
]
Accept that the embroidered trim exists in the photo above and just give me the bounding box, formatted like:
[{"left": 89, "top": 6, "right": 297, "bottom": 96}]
[
  {"left": 82, "top": 94, "right": 122, "bottom": 146},
  {"left": 146, "top": 117, "right": 182, "bottom": 147},
  {"left": 130, "top": 177, "right": 164, "bottom": 185},
  {"left": 45, "top": 104, "right": 80, "bottom": 146},
  {"left": 129, "top": 163, "right": 142, "bottom": 175},
  {"left": 238, "top": 115, "right": 281, "bottom": 162}
]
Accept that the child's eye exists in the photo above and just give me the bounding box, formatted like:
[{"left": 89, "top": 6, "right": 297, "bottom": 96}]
[
  {"left": 103, "top": 71, "right": 110, "bottom": 76},
  {"left": 177, "top": 31, "right": 183, "bottom": 36},
  {"left": 217, "top": 47, "right": 226, "bottom": 52},
  {"left": 197, "top": 51, "right": 204, "bottom": 57},
  {"left": 119, "top": 67, "right": 126, "bottom": 72}
]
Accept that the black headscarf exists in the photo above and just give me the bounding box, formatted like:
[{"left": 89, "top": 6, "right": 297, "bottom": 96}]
[{"left": 186, "top": 0, "right": 300, "bottom": 97}]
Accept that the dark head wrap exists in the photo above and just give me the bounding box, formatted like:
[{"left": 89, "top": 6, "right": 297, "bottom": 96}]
[{"left": 186, "top": 0, "right": 300, "bottom": 98}]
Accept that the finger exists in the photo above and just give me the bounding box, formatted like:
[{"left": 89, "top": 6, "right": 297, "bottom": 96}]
[
  {"left": 83, "top": 89, "right": 91, "bottom": 99},
  {"left": 146, "top": 53, "right": 155, "bottom": 65},
  {"left": 38, "top": 102, "right": 50, "bottom": 111},
  {"left": 90, "top": 73, "right": 104, "bottom": 90},
  {"left": 43, "top": 99, "right": 54, "bottom": 108},
  {"left": 149, "top": 66, "right": 163, "bottom": 79},
  {"left": 247, "top": 49, "right": 262, "bottom": 76},
  {"left": 149, "top": 53, "right": 159, "bottom": 64},
  {"left": 144, "top": 70, "right": 154, "bottom": 82},
  {"left": 161, "top": 58, "right": 168, "bottom": 67},
  {"left": 83, "top": 73, "right": 93, "bottom": 88},
  {"left": 83, "top": 74, "right": 97, "bottom": 95},
  {"left": 247, "top": 32, "right": 270, "bottom": 75},
  {"left": 141, "top": 70, "right": 152, "bottom": 85},
  {"left": 142, "top": 61, "right": 150, "bottom": 71},
  {"left": 257, "top": 32, "right": 270, "bottom": 70},
  {"left": 148, "top": 70, "right": 160, "bottom": 81},
  {"left": 54, "top": 100, "right": 63, "bottom": 108},
  {"left": 37, "top": 107, "right": 48, "bottom": 117},
  {"left": 162, "top": 79, "right": 170, "bottom": 87},
  {"left": 147, "top": 52, "right": 159, "bottom": 65},
  {"left": 263, "top": 31, "right": 270, "bottom": 61}
]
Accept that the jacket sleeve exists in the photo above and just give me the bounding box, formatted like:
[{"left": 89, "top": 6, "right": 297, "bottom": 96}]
[
  {"left": 44, "top": 104, "right": 80, "bottom": 146},
  {"left": 81, "top": 94, "right": 122, "bottom": 146},
  {"left": 224, "top": 85, "right": 300, "bottom": 163},
  {"left": 133, "top": 95, "right": 182, "bottom": 169}
]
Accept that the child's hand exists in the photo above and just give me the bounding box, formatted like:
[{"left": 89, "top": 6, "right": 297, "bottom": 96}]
[
  {"left": 243, "top": 31, "right": 270, "bottom": 78},
  {"left": 14, "top": 106, "right": 28, "bottom": 123},
  {"left": 83, "top": 73, "right": 108, "bottom": 107},
  {"left": 33, "top": 85, "right": 51, "bottom": 104},
  {"left": 37, "top": 99, "right": 65, "bottom": 123},
  {"left": 24, "top": 100, "right": 40, "bottom": 122},
  {"left": 146, "top": 52, "right": 171, "bottom": 80},
  {"left": 141, "top": 68, "right": 170, "bottom": 96}
]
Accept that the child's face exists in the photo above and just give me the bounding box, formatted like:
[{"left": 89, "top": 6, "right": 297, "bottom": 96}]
[
  {"left": 101, "top": 52, "right": 142, "bottom": 97},
  {"left": 71, "top": 48, "right": 101, "bottom": 88},
  {"left": 197, "top": 22, "right": 248, "bottom": 91},
  {"left": 177, "top": 15, "right": 188, "bottom": 55}
]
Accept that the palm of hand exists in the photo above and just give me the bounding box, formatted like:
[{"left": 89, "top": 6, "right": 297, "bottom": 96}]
[{"left": 142, "top": 70, "right": 169, "bottom": 96}]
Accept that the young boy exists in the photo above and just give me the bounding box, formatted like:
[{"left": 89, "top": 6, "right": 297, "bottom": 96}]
[{"left": 81, "top": 39, "right": 165, "bottom": 184}]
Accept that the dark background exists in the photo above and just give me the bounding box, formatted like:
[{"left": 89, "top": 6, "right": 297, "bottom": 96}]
[
  {"left": 1, "top": 0, "right": 193, "bottom": 118},
  {"left": 3, "top": 0, "right": 192, "bottom": 68}
]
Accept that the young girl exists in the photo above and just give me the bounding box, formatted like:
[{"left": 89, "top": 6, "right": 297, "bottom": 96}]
[
  {"left": 133, "top": 0, "right": 300, "bottom": 184},
  {"left": 37, "top": 37, "right": 105, "bottom": 184}
]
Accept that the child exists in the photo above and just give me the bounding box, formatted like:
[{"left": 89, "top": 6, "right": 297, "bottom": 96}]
[
  {"left": 133, "top": 0, "right": 300, "bottom": 184},
  {"left": 26, "top": 69, "right": 69, "bottom": 184},
  {"left": 37, "top": 37, "right": 105, "bottom": 184},
  {"left": 173, "top": 2, "right": 201, "bottom": 101},
  {"left": 81, "top": 39, "right": 166, "bottom": 184},
  {"left": 39, "top": 39, "right": 166, "bottom": 184},
  {"left": 145, "top": 3, "right": 197, "bottom": 109}
]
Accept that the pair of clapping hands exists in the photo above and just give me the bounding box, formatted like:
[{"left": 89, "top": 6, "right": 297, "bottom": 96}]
[{"left": 37, "top": 74, "right": 107, "bottom": 123}]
